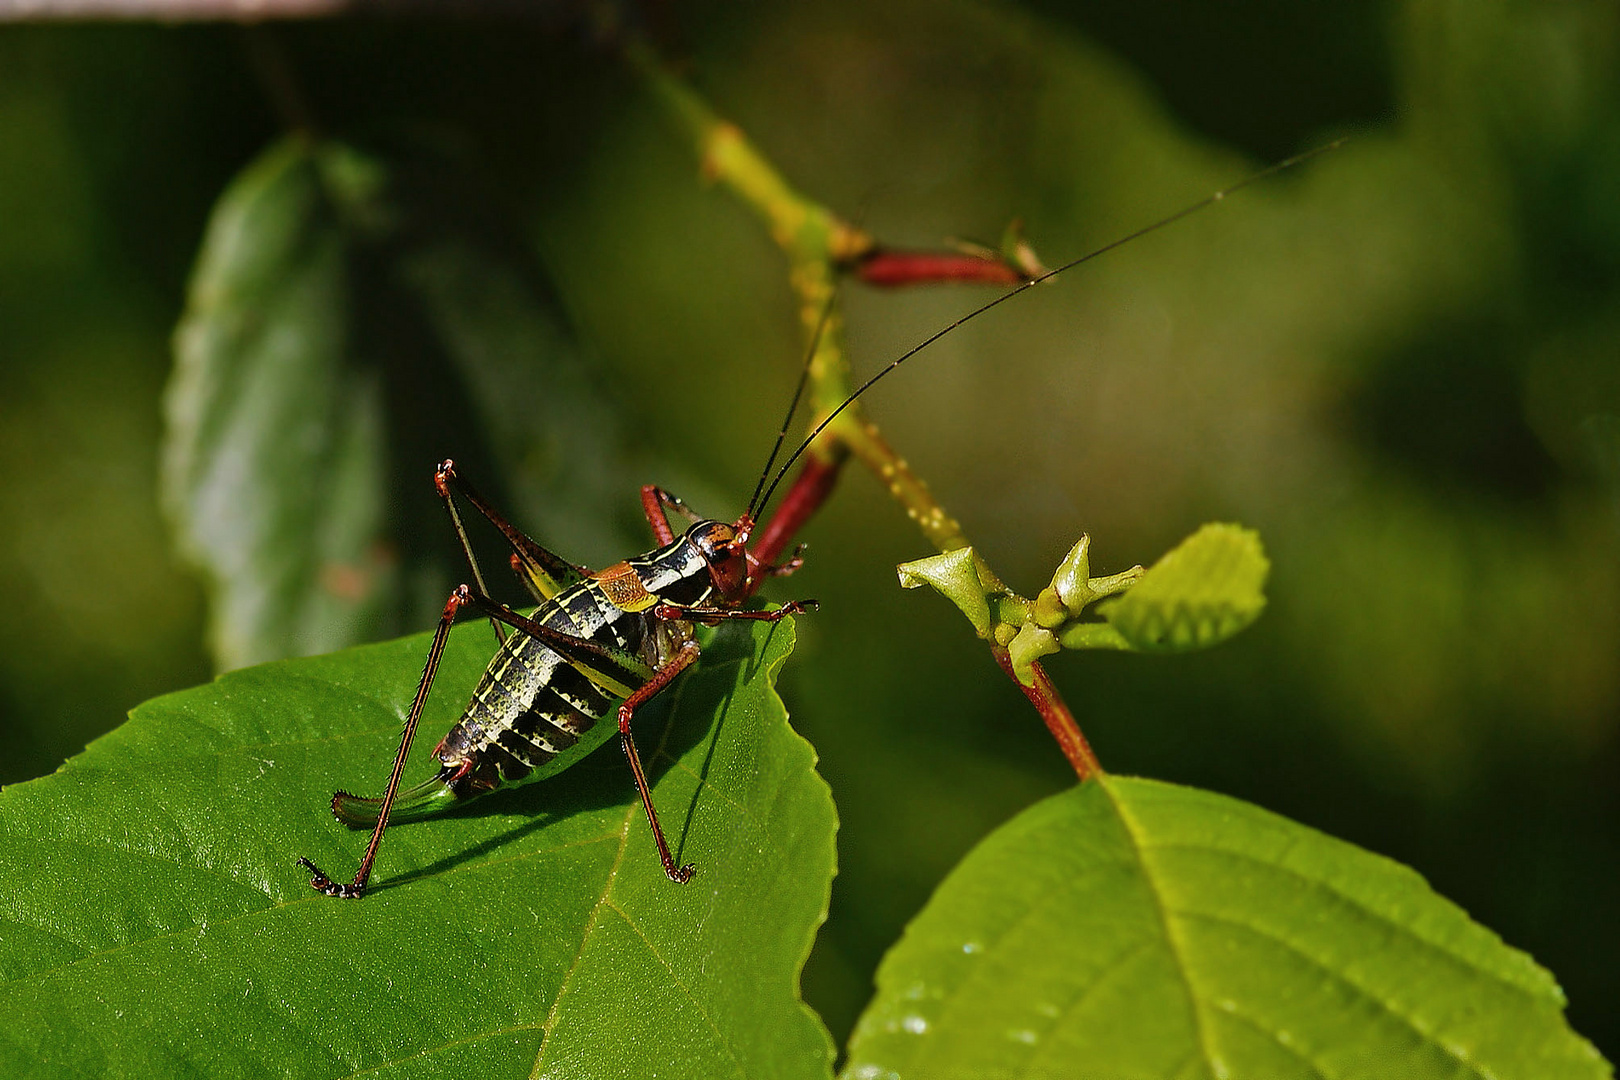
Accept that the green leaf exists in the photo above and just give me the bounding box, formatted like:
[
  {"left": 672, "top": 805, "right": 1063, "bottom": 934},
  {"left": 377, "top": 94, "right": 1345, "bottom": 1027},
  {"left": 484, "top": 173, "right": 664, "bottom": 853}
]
[
  {"left": 165, "top": 137, "right": 643, "bottom": 672},
  {"left": 843, "top": 776, "right": 1609, "bottom": 1080},
  {"left": 164, "top": 139, "right": 391, "bottom": 671},
  {"left": 897, "top": 548, "right": 994, "bottom": 637},
  {"left": 0, "top": 617, "right": 835, "bottom": 1079},
  {"left": 1098, "top": 523, "right": 1269, "bottom": 653}
]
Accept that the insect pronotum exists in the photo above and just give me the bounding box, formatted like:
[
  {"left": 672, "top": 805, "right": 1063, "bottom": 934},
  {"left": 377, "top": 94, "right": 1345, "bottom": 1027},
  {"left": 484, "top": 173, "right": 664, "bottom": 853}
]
[{"left": 297, "top": 140, "right": 1342, "bottom": 898}]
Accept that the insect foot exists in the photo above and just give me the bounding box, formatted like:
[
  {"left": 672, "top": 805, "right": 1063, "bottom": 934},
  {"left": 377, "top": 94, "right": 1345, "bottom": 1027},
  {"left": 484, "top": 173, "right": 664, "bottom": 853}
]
[{"left": 297, "top": 857, "right": 365, "bottom": 899}]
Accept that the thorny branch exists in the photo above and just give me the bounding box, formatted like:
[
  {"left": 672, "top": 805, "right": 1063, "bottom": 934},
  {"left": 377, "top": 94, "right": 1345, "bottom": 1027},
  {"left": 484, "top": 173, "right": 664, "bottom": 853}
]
[{"left": 631, "top": 46, "right": 1103, "bottom": 781}]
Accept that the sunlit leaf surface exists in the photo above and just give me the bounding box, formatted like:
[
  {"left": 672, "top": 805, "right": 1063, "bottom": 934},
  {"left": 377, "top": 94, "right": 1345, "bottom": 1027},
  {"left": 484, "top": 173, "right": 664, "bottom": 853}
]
[
  {"left": 844, "top": 776, "right": 1609, "bottom": 1080},
  {"left": 0, "top": 618, "right": 836, "bottom": 1080}
]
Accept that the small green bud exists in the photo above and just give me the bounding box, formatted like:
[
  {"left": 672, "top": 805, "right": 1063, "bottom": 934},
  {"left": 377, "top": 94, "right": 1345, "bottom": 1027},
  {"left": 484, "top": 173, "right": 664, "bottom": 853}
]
[{"left": 1007, "top": 622, "right": 1060, "bottom": 686}]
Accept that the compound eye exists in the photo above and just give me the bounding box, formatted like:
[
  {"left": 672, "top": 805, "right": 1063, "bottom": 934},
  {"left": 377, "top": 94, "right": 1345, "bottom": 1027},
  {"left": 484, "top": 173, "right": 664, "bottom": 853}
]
[
  {"left": 689, "top": 520, "right": 737, "bottom": 558},
  {"left": 689, "top": 520, "right": 750, "bottom": 599}
]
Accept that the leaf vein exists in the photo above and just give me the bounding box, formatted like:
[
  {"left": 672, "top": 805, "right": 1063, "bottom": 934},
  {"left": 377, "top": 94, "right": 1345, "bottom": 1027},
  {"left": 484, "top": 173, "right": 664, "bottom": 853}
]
[
  {"left": 342, "top": 1025, "right": 546, "bottom": 1080},
  {"left": 529, "top": 773, "right": 638, "bottom": 1078},
  {"left": 1136, "top": 838, "right": 1549, "bottom": 1002},
  {"left": 1103, "top": 784, "right": 1221, "bottom": 1077},
  {"left": 1206, "top": 996, "right": 1337, "bottom": 1080},
  {"left": 600, "top": 899, "right": 748, "bottom": 1080},
  {"left": 1020, "top": 938, "right": 1160, "bottom": 1075},
  {"left": 1179, "top": 908, "right": 1499, "bottom": 1080}
]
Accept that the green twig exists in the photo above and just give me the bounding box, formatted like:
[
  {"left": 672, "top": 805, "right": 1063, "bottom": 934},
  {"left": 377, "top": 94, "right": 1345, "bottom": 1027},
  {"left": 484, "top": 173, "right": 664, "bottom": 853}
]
[{"left": 631, "top": 46, "right": 1100, "bottom": 779}]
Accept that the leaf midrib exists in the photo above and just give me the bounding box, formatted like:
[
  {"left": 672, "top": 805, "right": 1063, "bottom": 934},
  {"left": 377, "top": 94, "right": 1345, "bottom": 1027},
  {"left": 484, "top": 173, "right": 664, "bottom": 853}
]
[
  {"left": 1182, "top": 907, "right": 1494, "bottom": 1079},
  {"left": 1106, "top": 781, "right": 1513, "bottom": 1080},
  {"left": 528, "top": 665, "right": 749, "bottom": 1080},
  {"left": 1135, "top": 836, "right": 1553, "bottom": 1003},
  {"left": 1102, "top": 779, "right": 1218, "bottom": 1077}
]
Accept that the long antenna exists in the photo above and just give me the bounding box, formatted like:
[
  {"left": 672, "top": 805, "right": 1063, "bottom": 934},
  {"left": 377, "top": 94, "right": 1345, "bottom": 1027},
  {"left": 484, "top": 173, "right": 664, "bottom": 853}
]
[
  {"left": 751, "top": 137, "right": 1347, "bottom": 520},
  {"left": 745, "top": 286, "right": 841, "bottom": 521}
]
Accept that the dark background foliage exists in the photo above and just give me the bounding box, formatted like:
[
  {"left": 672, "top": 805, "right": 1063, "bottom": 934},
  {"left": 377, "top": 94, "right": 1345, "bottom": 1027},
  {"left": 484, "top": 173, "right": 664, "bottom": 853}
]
[{"left": 2, "top": 0, "right": 1616, "bottom": 1057}]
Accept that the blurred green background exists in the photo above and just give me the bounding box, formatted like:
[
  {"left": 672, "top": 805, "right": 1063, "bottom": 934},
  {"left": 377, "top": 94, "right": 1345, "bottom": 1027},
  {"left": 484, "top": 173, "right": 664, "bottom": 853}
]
[{"left": 2, "top": 0, "right": 1616, "bottom": 1059}]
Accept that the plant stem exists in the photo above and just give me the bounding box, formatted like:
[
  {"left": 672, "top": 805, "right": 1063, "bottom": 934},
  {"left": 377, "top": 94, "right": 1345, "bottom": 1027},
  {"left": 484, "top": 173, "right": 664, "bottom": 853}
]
[
  {"left": 633, "top": 47, "right": 1097, "bottom": 779},
  {"left": 856, "top": 248, "right": 1025, "bottom": 287},
  {"left": 750, "top": 452, "right": 846, "bottom": 574},
  {"left": 993, "top": 649, "right": 1104, "bottom": 781}
]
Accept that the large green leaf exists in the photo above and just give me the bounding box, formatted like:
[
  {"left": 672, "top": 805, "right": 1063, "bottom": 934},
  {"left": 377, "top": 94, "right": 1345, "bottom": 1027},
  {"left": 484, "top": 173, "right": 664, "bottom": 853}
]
[
  {"left": 164, "top": 137, "right": 643, "bottom": 672},
  {"left": 843, "top": 776, "right": 1609, "bottom": 1080},
  {"left": 0, "top": 617, "right": 835, "bottom": 1079}
]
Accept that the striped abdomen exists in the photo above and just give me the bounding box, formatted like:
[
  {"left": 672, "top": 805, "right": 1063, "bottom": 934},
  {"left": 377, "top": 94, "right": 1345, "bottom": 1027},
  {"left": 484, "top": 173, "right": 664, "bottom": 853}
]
[
  {"left": 431, "top": 529, "right": 716, "bottom": 798},
  {"left": 433, "top": 582, "right": 649, "bottom": 795}
]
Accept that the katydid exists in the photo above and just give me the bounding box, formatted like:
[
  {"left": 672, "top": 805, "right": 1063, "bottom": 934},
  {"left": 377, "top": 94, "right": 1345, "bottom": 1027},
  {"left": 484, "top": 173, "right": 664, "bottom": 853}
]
[{"left": 299, "top": 141, "right": 1341, "bottom": 898}]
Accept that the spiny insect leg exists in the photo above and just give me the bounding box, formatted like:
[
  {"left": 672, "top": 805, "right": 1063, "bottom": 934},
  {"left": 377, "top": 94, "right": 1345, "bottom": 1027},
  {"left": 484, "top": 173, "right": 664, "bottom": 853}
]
[
  {"left": 653, "top": 599, "right": 818, "bottom": 626},
  {"left": 433, "top": 461, "right": 507, "bottom": 646},
  {"left": 747, "top": 454, "right": 844, "bottom": 586},
  {"left": 438, "top": 460, "right": 588, "bottom": 601},
  {"left": 642, "top": 485, "right": 705, "bottom": 545},
  {"left": 299, "top": 586, "right": 471, "bottom": 899},
  {"left": 454, "top": 586, "right": 653, "bottom": 693},
  {"left": 614, "top": 599, "right": 817, "bottom": 882},
  {"left": 617, "top": 642, "right": 703, "bottom": 884}
]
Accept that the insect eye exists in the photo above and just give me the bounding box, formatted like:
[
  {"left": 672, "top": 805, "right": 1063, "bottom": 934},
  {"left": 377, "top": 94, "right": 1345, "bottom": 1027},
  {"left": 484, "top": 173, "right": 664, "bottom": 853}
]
[{"left": 688, "top": 521, "right": 741, "bottom": 561}]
